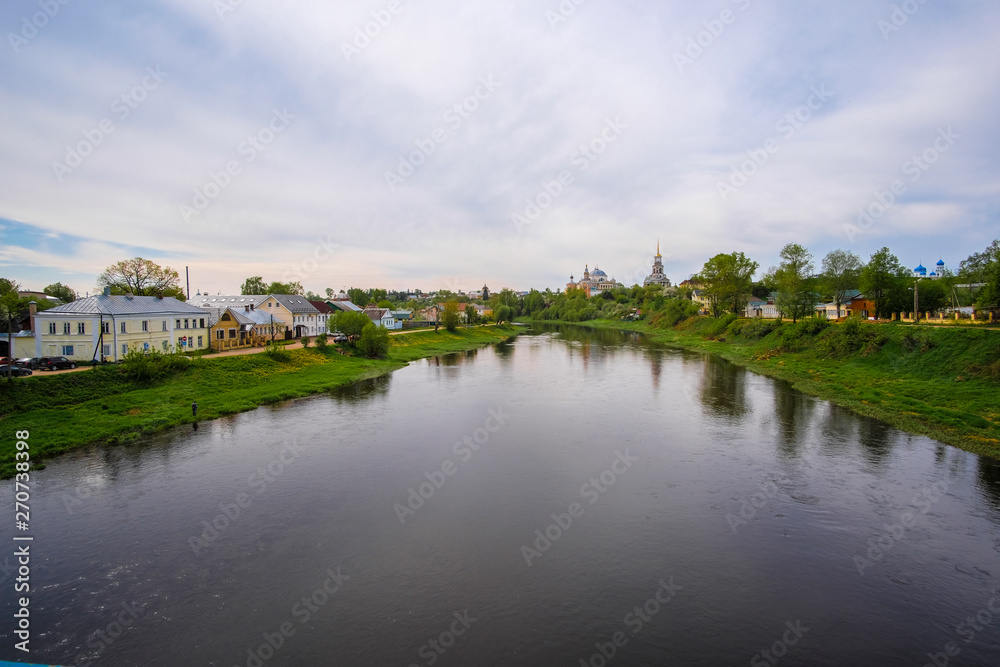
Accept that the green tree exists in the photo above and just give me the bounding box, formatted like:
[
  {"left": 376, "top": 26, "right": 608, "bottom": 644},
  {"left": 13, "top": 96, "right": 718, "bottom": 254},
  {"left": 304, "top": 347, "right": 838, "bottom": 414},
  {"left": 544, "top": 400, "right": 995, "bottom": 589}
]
[
  {"left": 98, "top": 257, "right": 185, "bottom": 299},
  {"left": 494, "top": 305, "right": 513, "bottom": 324},
  {"left": 523, "top": 289, "right": 545, "bottom": 314},
  {"left": 330, "top": 311, "right": 370, "bottom": 340},
  {"left": 357, "top": 323, "right": 390, "bottom": 358},
  {"left": 266, "top": 281, "right": 303, "bottom": 295},
  {"left": 442, "top": 301, "right": 460, "bottom": 331},
  {"left": 489, "top": 288, "right": 521, "bottom": 316},
  {"left": 860, "top": 247, "right": 905, "bottom": 318},
  {"left": 347, "top": 288, "right": 368, "bottom": 306},
  {"left": 241, "top": 276, "right": 267, "bottom": 295},
  {"left": 774, "top": 243, "right": 816, "bottom": 323},
  {"left": 820, "top": 249, "right": 863, "bottom": 317},
  {"left": 43, "top": 282, "right": 77, "bottom": 302},
  {"left": 464, "top": 304, "right": 477, "bottom": 324},
  {"left": 961, "top": 240, "right": 1000, "bottom": 315},
  {"left": 915, "top": 278, "right": 947, "bottom": 313},
  {"left": 699, "top": 252, "right": 759, "bottom": 317}
]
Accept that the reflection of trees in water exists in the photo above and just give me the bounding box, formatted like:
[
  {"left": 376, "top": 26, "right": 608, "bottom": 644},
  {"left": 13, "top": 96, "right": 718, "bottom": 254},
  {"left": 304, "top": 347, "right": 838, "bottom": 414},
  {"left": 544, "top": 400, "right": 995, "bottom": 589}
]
[
  {"left": 818, "top": 404, "right": 858, "bottom": 456},
  {"left": 431, "top": 348, "right": 480, "bottom": 367},
  {"left": 773, "top": 384, "right": 815, "bottom": 458},
  {"left": 494, "top": 340, "right": 516, "bottom": 362},
  {"left": 530, "top": 322, "right": 642, "bottom": 348},
  {"left": 649, "top": 350, "right": 662, "bottom": 391},
  {"left": 699, "top": 356, "right": 748, "bottom": 419},
  {"left": 976, "top": 457, "right": 1000, "bottom": 511},
  {"left": 856, "top": 418, "right": 894, "bottom": 467},
  {"left": 331, "top": 374, "right": 392, "bottom": 403}
]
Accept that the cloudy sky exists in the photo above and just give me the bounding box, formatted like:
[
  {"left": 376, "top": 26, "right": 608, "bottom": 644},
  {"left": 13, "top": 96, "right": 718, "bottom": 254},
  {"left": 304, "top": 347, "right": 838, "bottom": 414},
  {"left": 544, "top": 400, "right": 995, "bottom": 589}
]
[{"left": 1, "top": 0, "right": 998, "bottom": 297}]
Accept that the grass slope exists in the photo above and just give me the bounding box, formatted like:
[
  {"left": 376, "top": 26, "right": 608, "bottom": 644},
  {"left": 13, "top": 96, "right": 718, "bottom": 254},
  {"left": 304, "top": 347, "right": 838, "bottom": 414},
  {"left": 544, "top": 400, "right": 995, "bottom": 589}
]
[
  {"left": 0, "top": 325, "right": 517, "bottom": 477},
  {"left": 550, "top": 317, "right": 1000, "bottom": 459}
]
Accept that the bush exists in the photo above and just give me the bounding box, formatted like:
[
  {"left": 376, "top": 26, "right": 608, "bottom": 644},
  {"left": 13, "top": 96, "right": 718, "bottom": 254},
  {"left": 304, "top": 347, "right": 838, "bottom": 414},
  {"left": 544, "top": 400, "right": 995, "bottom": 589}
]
[
  {"left": 301, "top": 335, "right": 311, "bottom": 348},
  {"left": 779, "top": 318, "right": 830, "bottom": 347},
  {"left": 263, "top": 342, "right": 291, "bottom": 362},
  {"left": 315, "top": 332, "right": 328, "bottom": 350},
  {"left": 118, "top": 348, "right": 190, "bottom": 381},
  {"left": 819, "top": 317, "right": 888, "bottom": 357},
  {"left": 703, "top": 312, "right": 737, "bottom": 338},
  {"left": 739, "top": 317, "right": 782, "bottom": 340},
  {"left": 357, "top": 323, "right": 390, "bottom": 358}
]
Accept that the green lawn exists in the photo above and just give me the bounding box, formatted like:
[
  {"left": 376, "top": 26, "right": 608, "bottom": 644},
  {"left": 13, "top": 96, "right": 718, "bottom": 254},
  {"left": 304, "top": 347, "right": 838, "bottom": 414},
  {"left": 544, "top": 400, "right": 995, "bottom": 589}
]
[{"left": 0, "top": 325, "right": 518, "bottom": 477}]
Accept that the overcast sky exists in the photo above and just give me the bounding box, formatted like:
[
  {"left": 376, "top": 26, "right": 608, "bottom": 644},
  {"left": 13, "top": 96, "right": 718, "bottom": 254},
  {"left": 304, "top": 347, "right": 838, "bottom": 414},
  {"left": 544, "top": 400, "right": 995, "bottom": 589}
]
[{"left": 1, "top": 0, "right": 998, "bottom": 297}]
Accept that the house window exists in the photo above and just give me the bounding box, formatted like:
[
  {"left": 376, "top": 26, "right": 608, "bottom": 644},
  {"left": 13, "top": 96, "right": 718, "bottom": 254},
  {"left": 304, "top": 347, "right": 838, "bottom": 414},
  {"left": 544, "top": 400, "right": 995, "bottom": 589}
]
[
  {"left": 184, "top": 319, "right": 189, "bottom": 329},
  {"left": 199, "top": 318, "right": 205, "bottom": 328},
  {"left": 216, "top": 330, "right": 224, "bottom": 340},
  {"left": 120, "top": 322, "right": 127, "bottom": 334},
  {"left": 175, "top": 319, "right": 181, "bottom": 329},
  {"left": 63, "top": 322, "right": 71, "bottom": 334},
  {"left": 78, "top": 322, "right": 86, "bottom": 334},
  {"left": 142, "top": 320, "right": 149, "bottom": 332},
  {"left": 102, "top": 321, "right": 110, "bottom": 334},
  {"left": 197, "top": 336, "right": 203, "bottom": 347},
  {"left": 121, "top": 344, "right": 128, "bottom": 356},
  {"left": 163, "top": 340, "right": 169, "bottom": 350},
  {"left": 162, "top": 321, "right": 167, "bottom": 331},
  {"left": 228, "top": 329, "right": 237, "bottom": 339},
  {"left": 62, "top": 345, "right": 74, "bottom": 356},
  {"left": 102, "top": 344, "right": 111, "bottom": 357},
  {"left": 48, "top": 322, "right": 56, "bottom": 334}
]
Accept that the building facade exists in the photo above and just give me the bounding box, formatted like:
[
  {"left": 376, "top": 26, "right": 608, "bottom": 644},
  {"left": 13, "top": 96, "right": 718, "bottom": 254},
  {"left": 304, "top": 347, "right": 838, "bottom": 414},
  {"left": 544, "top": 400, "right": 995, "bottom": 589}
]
[
  {"left": 643, "top": 242, "right": 671, "bottom": 288},
  {"left": 566, "top": 265, "right": 623, "bottom": 297}
]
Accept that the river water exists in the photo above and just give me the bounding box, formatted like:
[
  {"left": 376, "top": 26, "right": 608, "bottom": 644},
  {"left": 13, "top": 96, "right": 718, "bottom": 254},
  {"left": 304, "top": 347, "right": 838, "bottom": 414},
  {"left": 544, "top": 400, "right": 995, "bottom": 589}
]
[{"left": 2, "top": 323, "right": 999, "bottom": 666}]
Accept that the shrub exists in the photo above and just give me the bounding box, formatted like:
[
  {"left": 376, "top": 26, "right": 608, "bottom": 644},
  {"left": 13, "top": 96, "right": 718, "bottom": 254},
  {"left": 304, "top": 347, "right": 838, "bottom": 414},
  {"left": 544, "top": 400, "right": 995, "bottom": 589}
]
[
  {"left": 357, "top": 323, "right": 390, "bottom": 358},
  {"left": 314, "top": 332, "right": 328, "bottom": 350},
  {"left": 739, "top": 317, "right": 782, "bottom": 340},
  {"left": 263, "top": 342, "right": 291, "bottom": 362},
  {"left": 118, "top": 348, "right": 191, "bottom": 381},
  {"left": 301, "top": 335, "right": 311, "bottom": 348},
  {"left": 703, "top": 312, "right": 737, "bottom": 338},
  {"left": 819, "top": 317, "right": 888, "bottom": 358}
]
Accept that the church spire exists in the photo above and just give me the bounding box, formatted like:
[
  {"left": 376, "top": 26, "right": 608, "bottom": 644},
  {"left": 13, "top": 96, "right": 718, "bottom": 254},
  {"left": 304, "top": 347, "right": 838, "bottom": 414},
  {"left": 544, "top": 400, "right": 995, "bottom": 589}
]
[{"left": 656, "top": 239, "right": 660, "bottom": 257}]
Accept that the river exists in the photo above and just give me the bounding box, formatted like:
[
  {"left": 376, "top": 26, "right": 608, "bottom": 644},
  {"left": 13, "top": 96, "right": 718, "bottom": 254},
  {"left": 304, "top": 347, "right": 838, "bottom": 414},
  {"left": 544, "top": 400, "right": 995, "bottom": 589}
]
[{"left": 2, "top": 323, "right": 999, "bottom": 666}]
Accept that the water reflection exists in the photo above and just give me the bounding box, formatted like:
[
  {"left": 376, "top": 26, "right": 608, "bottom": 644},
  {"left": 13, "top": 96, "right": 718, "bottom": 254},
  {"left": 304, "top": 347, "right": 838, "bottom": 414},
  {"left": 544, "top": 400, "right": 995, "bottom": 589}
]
[
  {"left": 699, "top": 355, "right": 749, "bottom": 420},
  {"left": 772, "top": 384, "right": 815, "bottom": 458},
  {"left": 330, "top": 374, "right": 392, "bottom": 403},
  {"left": 976, "top": 457, "right": 1000, "bottom": 511},
  {"left": 857, "top": 418, "right": 894, "bottom": 467}
]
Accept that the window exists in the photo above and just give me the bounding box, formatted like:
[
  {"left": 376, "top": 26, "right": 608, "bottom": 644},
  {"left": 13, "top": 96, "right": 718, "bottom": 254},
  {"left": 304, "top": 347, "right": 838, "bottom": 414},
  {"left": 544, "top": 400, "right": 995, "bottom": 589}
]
[
  {"left": 121, "top": 322, "right": 127, "bottom": 334},
  {"left": 121, "top": 344, "right": 127, "bottom": 356},
  {"left": 48, "top": 322, "right": 56, "bottom": 334},
  {"left": 142, "top": 320, "right": 148, "bottom": 332},
  {"left": 228, "top": 329, "right": 237, "bottom": 339},
  {"left": 102, "top": 321, "right": 110, "bottom": 334},
  {"left": 199, "top": 318, "right": 205, "bottom": 328},
  {"left": 63, "top": 322, "right": 71, "bottom": 334},
  {"left": 175, "top": 319, "right": 181, "bottom": 329},
  {"left": 216, "top": 330, "right": 224, "bottom": 340},
  {"left": 102, "top": 344, "right": 111, "bottom": 357},
  {"left": 78, "top": 322, "right": 86, "bottom": 335},
  {"left": 184, "top": 319, "right": 189, "bottom": 329},
  {"left": 162, "top": 321, "right": 167, "bottom": 331},
  {"left": 197, "top": 336, "right": 203, "bottom": 347},
  {"left": 162, "top": 341, "right": 168, "bottom": 350},
  {"left": 61, "top": 345, "right": 74, "bottom": 356}
]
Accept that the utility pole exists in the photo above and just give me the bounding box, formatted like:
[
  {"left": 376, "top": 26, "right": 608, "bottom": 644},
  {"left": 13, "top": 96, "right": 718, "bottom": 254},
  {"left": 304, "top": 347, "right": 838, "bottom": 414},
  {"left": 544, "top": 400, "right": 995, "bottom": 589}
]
[{"left": 914, "top": 279, "right": 919, "bottom": 323}]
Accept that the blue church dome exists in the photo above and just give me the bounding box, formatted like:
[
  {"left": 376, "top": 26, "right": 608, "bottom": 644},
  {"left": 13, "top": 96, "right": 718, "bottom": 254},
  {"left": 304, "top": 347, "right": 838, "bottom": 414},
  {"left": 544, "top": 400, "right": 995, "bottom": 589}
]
[
  {"left": 914, "top": 264, "right": 926, "bottom": 273},
  {"left": 591, "top": 268, "right": 608, "bottom": 278},
  {"left": 937, "top": 259, "right": 945, "bottom": 266}
]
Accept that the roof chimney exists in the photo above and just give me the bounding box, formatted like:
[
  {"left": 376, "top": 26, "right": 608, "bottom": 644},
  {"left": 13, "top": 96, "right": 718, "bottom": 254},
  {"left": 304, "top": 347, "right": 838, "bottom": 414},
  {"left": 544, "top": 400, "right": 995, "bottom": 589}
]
[
  {"left": 126, "top": 293, "right": 134, "bottom": 300},
  {"left": 102, "top": 286, "right": 111, "bottom": 297},
  {"left": 28, "top": 301, "right": 37, "bottom": 334}
]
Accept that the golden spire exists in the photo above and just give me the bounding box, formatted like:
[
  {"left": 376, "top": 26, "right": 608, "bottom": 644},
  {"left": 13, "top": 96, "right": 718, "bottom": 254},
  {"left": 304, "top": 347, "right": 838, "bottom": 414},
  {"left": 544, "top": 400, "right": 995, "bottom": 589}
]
[{"left": 656, "top": 239, "right": 661, "bottom": 256}]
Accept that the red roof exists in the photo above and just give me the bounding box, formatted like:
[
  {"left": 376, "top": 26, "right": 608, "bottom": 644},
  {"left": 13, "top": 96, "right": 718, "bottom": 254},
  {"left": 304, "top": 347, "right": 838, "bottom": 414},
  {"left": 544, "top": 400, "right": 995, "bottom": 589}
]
[{"left": 308, "top": 300, "right": 334, "bottom": 314}]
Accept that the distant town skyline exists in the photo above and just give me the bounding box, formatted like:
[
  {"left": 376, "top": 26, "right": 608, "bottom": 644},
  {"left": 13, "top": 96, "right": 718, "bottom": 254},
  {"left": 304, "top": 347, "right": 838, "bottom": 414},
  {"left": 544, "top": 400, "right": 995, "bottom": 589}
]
[{"left": 2, "top": 2, "right": 997, "bottom": 296}]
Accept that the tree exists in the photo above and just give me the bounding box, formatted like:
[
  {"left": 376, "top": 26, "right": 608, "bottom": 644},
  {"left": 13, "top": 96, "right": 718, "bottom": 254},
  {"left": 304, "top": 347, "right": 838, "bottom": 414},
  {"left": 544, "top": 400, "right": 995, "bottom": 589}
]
[
  {"left": 267, "top": 281, "right": 303, "bottom": 295},
  {"left": 97, "top": 257, "right": 184, "bottom": 299},
  {"left": 44, "top": 282, "right": 77, "bottom": 302},
  {"left": 330, "top": 311, "right": 370, "bottom": 340},
  {"left": 961, "top": 240, "right": 1000, "bottom": 315},
  {"left": 860, "top": 247, "right": 905, "bottom": 319},
  {"left": 464, "top": 304, "right": 477, "bottom": 324},
  {"left": 442, "top": 301, "right": 460, "bottom": 331},
  {"left": 495, "top": 305, "right": 513, "bottom": 324},
  {"left": 241, "top": 276, "right": 268, "bottom": 295},
  {"left": 357, "top": 323, "right": 389, "bottom": 358},
  {"left": 820, "top": 250, "right": 863, "bottom": 318},
  {"left": 489, "top": 288, "right": 521, "bottom": 317},
  {"left": 523, "top": 289, "right": 545, "bottom": 314},
  {"left": 774, "top": 243, "right": 816, "bottom": 323},
  {"left": 325, "top": 288, "right": 335, "bottom": 299},
  {"left": 347, "top": 288, "right": 368, "bottom": 306},
  {"left": 699, "top": 252, "right": 759, "bottom": 317}
]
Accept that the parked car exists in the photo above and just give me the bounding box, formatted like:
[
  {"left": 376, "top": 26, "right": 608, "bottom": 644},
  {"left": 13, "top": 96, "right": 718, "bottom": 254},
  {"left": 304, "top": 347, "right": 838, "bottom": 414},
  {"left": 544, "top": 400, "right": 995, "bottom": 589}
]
[
  {"left": 0, "top": 364, "right": 32, "bottom": 377},
  {"left": 331, "top": 333, "right": 348, "bottom": 343},
  {"left": 38, "top": 356, "right": 76, "bottom": 370},
  {"left": 14, "top": 357, "right": 39, "bottom": 369}
]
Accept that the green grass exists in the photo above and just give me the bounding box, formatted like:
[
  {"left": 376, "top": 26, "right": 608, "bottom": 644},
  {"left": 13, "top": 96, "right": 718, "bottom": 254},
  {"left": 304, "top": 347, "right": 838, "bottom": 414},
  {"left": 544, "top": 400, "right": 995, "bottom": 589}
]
[
  {"left": 552, "top": 317, "right": 1000, "bottom": 459},
  {"left": 0, "top": 325, "right": 518, "bottom": 477}
]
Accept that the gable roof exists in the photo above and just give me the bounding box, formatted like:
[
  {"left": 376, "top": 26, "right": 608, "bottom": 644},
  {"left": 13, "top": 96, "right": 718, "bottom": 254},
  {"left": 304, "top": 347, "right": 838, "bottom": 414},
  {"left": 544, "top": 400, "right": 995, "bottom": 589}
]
[
  {"left": 308, "top": 300, "right": 334, "bottom": 314},
  {"left": 43, "top": 294, "right": 205, "bottom": 316},
  {"left": 188, "top": 294, "right": 269, "bottom": 309},
  {"left": 268, "top": 294, "right": 319, "bottom": 313}
]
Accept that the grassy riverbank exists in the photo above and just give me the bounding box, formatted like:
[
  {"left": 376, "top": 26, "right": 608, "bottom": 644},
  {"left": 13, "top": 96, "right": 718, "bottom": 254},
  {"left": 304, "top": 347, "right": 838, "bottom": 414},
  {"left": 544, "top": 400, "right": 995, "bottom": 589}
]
[
  {"left": 0, "top": 325, "right": 518, "bottom": 477},
  {"left": 533, "top": 317, "right": 1000, "bottom": 459}
]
